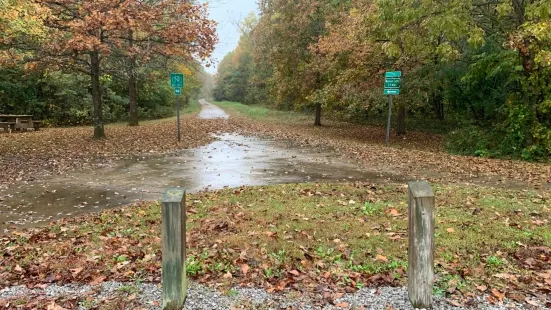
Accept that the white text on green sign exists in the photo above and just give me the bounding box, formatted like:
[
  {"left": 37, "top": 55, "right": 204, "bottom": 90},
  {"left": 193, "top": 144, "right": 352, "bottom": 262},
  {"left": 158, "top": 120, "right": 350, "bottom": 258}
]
[
  {"left": 170, "top": 73, "right": 184, "bottom": 88},
  {"left": 384, "top": 89, "right": 400, "bottom": 95},
  {"left": 385, "top": 71, "right": 402, "bottom": 78},
  {"left": 174, "top": 88, "right": 182, "bottom": 95},
  {"left": 385, "top": 78, "right": 401, "bottom": 89}
]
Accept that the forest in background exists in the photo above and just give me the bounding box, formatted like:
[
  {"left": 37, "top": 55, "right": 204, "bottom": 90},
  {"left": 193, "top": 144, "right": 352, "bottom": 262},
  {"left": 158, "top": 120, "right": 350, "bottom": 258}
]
[
  {"left": 0, "top": 0, "right": 217, "bottom": 136},
  {"left": 213, "top": 1, "right": 551, "bottom": 161}
]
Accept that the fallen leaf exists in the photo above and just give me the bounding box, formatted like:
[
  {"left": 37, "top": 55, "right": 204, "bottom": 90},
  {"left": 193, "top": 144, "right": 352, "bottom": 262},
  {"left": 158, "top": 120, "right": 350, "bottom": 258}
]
[
  {"left": 476, "top": 285, "right": 487, "bottom": 292},
  {"left": 375, "top": 254, "right": 388, "bottom": 263},
  {"left": 88, "top": 275, "right": 106, "bottom": 286},
  {"left": 336, "top": 302, "right": 349, "bottom": 308},
  {"left": 71, "top": 267, "right": 83, "bottom": 277},
  {"left": 389, "top": 209, "right": 401, "bottom": 216},
  {"left": 491, "top": 288, "right": 504, "bottom": 301},
  {"left": 289, "top": 270, "right": 300, "bottom": 276},
  {"left": 47, "top": 301, "right": 68, "bottom": 310},
  {"left": 446, "top": 228, "right": 455, "bottom": 233},
  {"left": 241, "top": 264, "right": 249, "bottom": 275},
  {"left": 525, "top": 298, "right": 539, "bottom": 306}
]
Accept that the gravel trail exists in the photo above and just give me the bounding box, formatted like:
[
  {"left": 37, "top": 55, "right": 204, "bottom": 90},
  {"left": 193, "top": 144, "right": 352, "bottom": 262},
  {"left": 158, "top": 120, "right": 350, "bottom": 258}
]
[{"left": 1, "top": 281, "right": 548, "bottom": 309}]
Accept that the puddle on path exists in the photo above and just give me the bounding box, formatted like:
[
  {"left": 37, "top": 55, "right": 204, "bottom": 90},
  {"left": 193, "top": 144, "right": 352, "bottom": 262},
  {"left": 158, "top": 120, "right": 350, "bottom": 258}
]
[
  {"left": 199, "top": 99, "right": 229, "bottom": 119},
  {"left": 0, "top": 102, "right": 402, "bottom": 232}
]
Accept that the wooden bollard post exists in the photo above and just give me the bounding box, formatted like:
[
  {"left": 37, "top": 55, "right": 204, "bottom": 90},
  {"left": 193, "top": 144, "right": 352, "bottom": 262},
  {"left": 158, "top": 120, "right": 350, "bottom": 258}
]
[
  {"left": 162, "top": 188, "right": 187, "bottom": 309},
  {"left": 408, "top": 181, "right": 435, "bottom": 309}
]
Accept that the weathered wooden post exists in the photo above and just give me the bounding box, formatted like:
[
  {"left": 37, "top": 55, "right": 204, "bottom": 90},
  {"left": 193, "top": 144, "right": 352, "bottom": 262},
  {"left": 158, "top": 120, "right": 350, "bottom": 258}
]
[
  {"left": 162, "top": 188, "right": 187, "bottom": 309},
  {"left": 408, "top": 181, "right": 435, "bottom": 309}
]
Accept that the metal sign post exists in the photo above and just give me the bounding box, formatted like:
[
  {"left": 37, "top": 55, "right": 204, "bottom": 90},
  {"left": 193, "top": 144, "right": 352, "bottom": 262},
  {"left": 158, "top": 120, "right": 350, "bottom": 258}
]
[
  {"left": 170, "top": 73, "right": 184, "bottom": 142},
  {"left": 383, "top": 71, "right": 402, "bottom": 146},
  {"left": 176, "top": 94, "right": 181, "bottom": 142},
  {"left": 386, "top": 95, "right": 393, "bottom": 146}
]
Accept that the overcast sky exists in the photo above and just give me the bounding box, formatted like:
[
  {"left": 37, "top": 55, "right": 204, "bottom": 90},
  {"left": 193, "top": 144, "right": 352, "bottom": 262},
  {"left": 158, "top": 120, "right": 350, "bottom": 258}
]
[{"left": 204, "top": 0, "right": 258, "bottom": 74}]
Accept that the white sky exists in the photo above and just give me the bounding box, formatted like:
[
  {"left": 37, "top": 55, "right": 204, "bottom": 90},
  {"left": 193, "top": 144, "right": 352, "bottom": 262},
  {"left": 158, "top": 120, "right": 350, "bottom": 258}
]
[{"left": 203, "top": 0, "right": 259, "bottom": 74}]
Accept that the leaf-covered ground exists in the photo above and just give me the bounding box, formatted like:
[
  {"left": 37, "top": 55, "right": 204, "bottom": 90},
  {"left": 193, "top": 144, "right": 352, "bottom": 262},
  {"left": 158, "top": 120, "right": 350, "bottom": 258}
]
[
  {"left": 2, "top": 101, "right": 550, "bottom": 191},
  {"left": 0, "top": 114, "right": 235, "bottom": 187},
  {"left": 216, "top": 101, "right": 551, "bottom": 190},
  {"left": 1, "top": 183, "right": 549, "bottom": 308}
]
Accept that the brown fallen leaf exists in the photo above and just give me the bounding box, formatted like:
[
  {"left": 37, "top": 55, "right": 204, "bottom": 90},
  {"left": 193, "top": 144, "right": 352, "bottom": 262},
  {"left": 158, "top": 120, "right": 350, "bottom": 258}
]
[
  {"left": 525, "top": 298, "right": 539, "bottom": 306},
  {"left": 289, "top": 270, "right": 300, "bottom": 276},
  {"left": 491, "top": 288, "right": 504, "bottom": 301},
  {"left": 476, "top": 285, "right": 487, "bottom": 292},
  {"left": 70, "top": 267, "right": 83, "bottom": 277},
  {"left": 241, "top": 264, "right": 249, "bottom": 275},
  {"left": 223, "top": 271, "right": 232, "bottom": 279},
  {"left": 336, "top": 301, "right": 349, "bottom": 308},
  {"left": 47, "top": 301, "right": 68, "bottom": 310},
  {"left": 447, "top": 299, "right": 463, "bottom": 307},
  {"left": 446, "top": 228, "right": 455, "bottom": 233},
  {"left": 389, "top": 208, "right": 401, "bottom": 216},
  {"left": 88, "top": 275, "right": 106, "bottom": 286},
  {"left": 375, "top": 254, "right": 388, "bottom": 263}
]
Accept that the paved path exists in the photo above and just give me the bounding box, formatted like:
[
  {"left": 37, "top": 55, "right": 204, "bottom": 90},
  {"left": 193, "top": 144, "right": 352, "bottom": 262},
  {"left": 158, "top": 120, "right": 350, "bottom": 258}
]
[
  {"left": 199, "top": 99, "right": 229, "bottom": 119},
  {"left": 0, "top": 101, "right": 396, "bottom": 231}
]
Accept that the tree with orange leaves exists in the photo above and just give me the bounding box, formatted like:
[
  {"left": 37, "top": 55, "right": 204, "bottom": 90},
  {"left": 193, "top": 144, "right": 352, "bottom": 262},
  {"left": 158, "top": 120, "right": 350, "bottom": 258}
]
[{"left": 9, "top": 0, "right": 216, "bottom": 138}]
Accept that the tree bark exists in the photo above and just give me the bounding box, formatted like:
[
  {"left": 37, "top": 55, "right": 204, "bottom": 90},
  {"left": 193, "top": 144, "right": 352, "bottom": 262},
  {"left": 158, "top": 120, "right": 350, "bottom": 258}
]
[
  {"left": 519, "top": 37, "right": 537, "bottom": 146},
  {"left": 430, "top": 88, "right": 444, "bottom": 121},
  {"left": 314, "top": 102, "right": 322, "bottom": 126},
  {"left": 128, "top": 31, "right": 139, "bottom": 126},
  {"left": 91, "top": 51, "right": 105, "bottom": 139},
  {"left": 512, "top": 0, "right": 539, "bottom": 146},
  {"left": 396, "top": 104, "right": 406, "bottom": 135}
]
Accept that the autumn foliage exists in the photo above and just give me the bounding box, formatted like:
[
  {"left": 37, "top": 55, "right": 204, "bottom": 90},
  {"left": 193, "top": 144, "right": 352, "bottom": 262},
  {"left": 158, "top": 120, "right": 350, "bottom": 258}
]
[
  {"left": 1, "top": 0, "right": 217, "bottom": 137},
  {"left": 215, "top": 0, "right": 551, "bottom": 161}
]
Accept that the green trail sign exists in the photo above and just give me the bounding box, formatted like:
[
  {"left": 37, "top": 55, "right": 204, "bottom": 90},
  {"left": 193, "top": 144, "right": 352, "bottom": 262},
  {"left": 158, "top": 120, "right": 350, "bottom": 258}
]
[
  {"left": 384, "top": 88, "right": 400, "bottom": 95},
  {"left": 385, "top": 78, "right": 401, "bottom": 89},
  {"left": 383, "top": 71, "right": 401, "bottom": 96},
  {"left": 170, "top": 73, "right": 184, "bottom": 88},
  {"left": 385, "top": 71, "right": 402, "bottom": 78},
  {"left": 383, "top": 70, "right": 402, "bottom": 146},
  {"left": 170, "top": 72, "right": 184, "bottom": 143}
]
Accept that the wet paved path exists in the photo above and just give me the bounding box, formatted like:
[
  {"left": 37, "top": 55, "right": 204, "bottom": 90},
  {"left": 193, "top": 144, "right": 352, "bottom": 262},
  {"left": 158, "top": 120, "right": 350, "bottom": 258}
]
[{"left": 0, "top": 101, "right": 398, "bottom": 231}]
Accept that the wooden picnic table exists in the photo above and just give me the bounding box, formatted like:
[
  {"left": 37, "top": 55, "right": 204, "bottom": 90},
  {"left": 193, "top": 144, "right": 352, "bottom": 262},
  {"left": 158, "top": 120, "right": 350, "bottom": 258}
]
[{"left": 0, "top": 114, "right": 42, "bottom": 132}]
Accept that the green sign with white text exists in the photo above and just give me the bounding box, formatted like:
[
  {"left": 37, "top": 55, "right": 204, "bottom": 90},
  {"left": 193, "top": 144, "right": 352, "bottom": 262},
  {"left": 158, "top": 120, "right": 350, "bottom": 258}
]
[
  {"left": 384, "top": 89, "right": 400, "bottom": 95},
  {"left": 170, "top": 73, "right": 184, "bottom": 88},
  {"left": 385, "top": 71, "right": 402, "bottom": 78},
  {"left": 174, "top": 88, "right": 182, "bottom": 95},
  {"left": 385, "top": 78, "right": 401, "bottom": 89},
  {"left": 383, "top": 71, "right": 401, "bottom": 96}
]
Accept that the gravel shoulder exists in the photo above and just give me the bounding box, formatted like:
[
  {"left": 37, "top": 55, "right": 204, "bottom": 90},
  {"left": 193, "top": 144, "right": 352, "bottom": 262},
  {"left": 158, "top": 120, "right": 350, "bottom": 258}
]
[{"left": 1, "top": 281, "right": 546, "bottom": 310}]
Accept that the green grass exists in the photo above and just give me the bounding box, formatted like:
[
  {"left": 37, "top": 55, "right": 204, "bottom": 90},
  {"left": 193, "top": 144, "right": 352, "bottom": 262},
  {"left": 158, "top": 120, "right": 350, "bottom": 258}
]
[
  {"left": 213, "top": 100, "right": 457, "bottom": 134},
  {"left": 213, "top": 101, "right": 309, "bottom": 122},
  {"left": 108, "top": 98, "right": 201, "bottom": 127},
  {"left": 1, "top": 182, "right": 549, "bottom": 298}
]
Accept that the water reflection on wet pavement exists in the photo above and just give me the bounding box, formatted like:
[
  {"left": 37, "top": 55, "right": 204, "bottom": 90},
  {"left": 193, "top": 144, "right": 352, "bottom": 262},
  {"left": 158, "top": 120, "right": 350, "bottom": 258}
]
[{"left": 0, "top": 102, "right": 399, "bottom": 231}]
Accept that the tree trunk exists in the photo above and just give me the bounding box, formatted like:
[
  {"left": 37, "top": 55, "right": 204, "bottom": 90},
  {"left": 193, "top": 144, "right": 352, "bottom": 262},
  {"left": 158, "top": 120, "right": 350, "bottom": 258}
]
[
  {"left": 396, "top": 104, "right": 406, "bottom": 135},
  {"left": 519, "top": 37, "right": 537, "bottom": 146},
  {"left": 430, "top": 89, "right": 444, "bottom": 121},
  {"left": 314, "top": 102, "right": 322, "bottom": 126},
  {"left": 128, "top": 31, "right": 139, "bottom": 126},
  {"left": 128, "top": 64, "right": 138, "bottom": 126},
  {"left": 512, "top": 0, "right": 539, "bottom": 146},
  {"left": 91, "top": 51, "right": 105, "bottom": 139}
]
